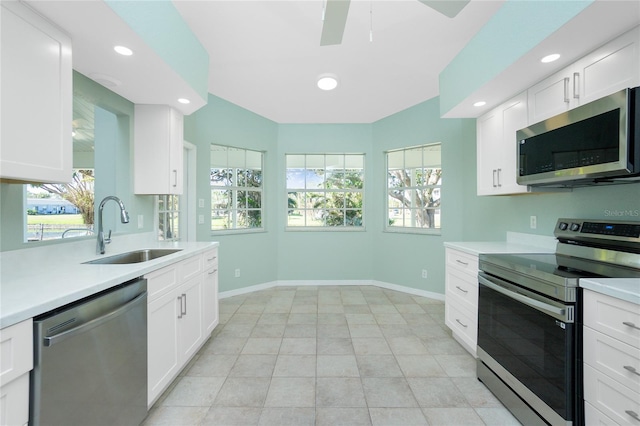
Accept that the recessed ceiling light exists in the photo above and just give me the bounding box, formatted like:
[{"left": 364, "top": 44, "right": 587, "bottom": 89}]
[
  {"left": 178, "top": 98, "right": 191, "bottom": 104},
  {"left": 473, "top": 101, "right": 486, "bottom": 107},
  {"left": 541, "top": 53, "right": 560, "bottom": 63},
  {"left": 114, "top": 45, "right": 133, "bottom": 56},
  {"left": 317, "top": 74, "right": 338, "bottom": 91}
]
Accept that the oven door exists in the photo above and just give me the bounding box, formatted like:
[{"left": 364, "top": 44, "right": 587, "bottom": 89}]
[{"left": 477, "top": 272, "right": 577, "bottom": 426}]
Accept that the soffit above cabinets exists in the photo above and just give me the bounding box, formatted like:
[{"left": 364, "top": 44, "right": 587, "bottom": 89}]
[
  {"left": 25, "top": 0, "right": 206, "bottom": 116},
  {"left": 24, "top": 0, "right": 640, "bottom": 123}
]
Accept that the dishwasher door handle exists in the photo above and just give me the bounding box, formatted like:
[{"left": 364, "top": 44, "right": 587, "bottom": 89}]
[{"left": 43, "top": 291, "right": 147, "bottom": 347}]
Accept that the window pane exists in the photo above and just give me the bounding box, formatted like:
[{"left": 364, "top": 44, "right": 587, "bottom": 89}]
[
  {"left": 286, "top": 153, "right": 364, "bottom": 229},
  {"left": 386, "top": 144, "right": 441, "bottom": 232},
  {"left": 211, "top": 144, "right": 264, "bottom": 232}
]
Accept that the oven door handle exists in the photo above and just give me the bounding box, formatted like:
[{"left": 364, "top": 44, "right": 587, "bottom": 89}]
[{"left": 479, "top": 274, "right": 571, "bottom": 322}]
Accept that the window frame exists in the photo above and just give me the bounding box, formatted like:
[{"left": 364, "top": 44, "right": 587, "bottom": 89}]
[
  {"left": 285, "top": 153, "right": 365, "bottom": 231},
  {"left": 385, "top": 143, "right": 442, "bottom": 235},
  {"left": 210, "top": 144, "right": 265, "bottom": 234}
]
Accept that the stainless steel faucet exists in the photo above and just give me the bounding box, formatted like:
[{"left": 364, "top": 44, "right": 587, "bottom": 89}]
[{"left": 96, "top": 196, "right": 130, "bottom": 254}]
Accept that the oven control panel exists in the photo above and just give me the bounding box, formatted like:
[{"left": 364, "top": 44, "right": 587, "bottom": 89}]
[{"left": 556, "top": 218, "right": 640, "bottom": 241}]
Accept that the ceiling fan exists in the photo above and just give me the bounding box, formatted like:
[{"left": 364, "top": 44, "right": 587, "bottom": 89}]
[{"left": 320, "top": 0, "right": 471, "bottom": 46}]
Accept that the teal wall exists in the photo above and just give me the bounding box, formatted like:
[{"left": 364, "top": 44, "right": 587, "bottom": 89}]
[
  {"left": 276, "top": 124, "right": 375, "bottom": 282},
  {"left": 184, "top": 95, "right": 280, "bottom": 292},
  {"left": 372, "top": 98, "right": 474, "bottom": 294}
]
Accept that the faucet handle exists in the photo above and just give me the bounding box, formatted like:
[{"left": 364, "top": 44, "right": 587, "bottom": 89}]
[{"left": 105, "top": 230, "right": 112, "bottom": 244}]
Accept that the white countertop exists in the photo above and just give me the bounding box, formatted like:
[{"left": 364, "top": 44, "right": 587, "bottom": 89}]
[
  {"left": 0, "top": 232, "right": 218, "bottom": 329},
  {"left": 580, "top": 278, "right": 640, "bottom": 305},
  {"left": 444, "top": 232, "right": 556, "bottom": 256}
]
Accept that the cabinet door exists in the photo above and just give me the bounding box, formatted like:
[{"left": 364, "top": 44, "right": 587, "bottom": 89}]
[
  {"left": 148, "top": 290, "right": 180, "bottom": 406},
  {"left": 134, "top": 105, "right": 184, "bottom": 194},
  {"left": 527, "top": 70, "right": 574, "bottom": 124},
  {"left": 499, "top": 93, "right": 529, "bottom": 194},
  {"left": 476, "top": 109, "right": 501, "bottom": 195},
  {"left": 203, "top": 266, "right": 219, "bottom": 336},
  {"left": 577, "top": 26, "right": 640, "bottom": 105},
  {"left": 0, "top": 2, "right": 72, "bottom": 183},
  {"left": 178, "top": 276, "right": 203, "bottom": 362}
]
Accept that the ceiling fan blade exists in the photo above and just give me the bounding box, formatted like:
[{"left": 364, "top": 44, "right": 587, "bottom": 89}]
[
  {"left": 320, "top": 0, "right": 351, "bottom": 46},
  {"left": 417, "top": 0, "right": 470, "bottom": 18}
]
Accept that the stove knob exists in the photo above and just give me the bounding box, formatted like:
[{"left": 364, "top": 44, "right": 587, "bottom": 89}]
[
  {"left": 570, "top": 223, "right": 581, "bottom": 232},
  {"left": 559, "top": 222, "right": 568, "bottom": 231}
]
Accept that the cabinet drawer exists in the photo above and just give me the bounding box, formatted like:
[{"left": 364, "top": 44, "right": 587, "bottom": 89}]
[
  {"left": 584, "top": 290, "right": 640, "bottom": 349},
  {"left": 585, "top": 401, "right": 618, "bottom": 426},
  {"left": 446, "top": 268, "right": 478, "bottom": 310},
  {"left": 445, "top": 302, "right": 477, "bottom": 348},
  {"left": 181, "top": 254, "right": 203, "bottom": 282},
  {"left": 584, "top": 327, "right": 640, "bottom": 393},
  {"left": 445, "top": 249, "right": 479, "bottom": 278},
  {"left": 0, "top": 319, "right": 33, "bottom": 386},
  {"left": 584, "top": 363, "right": 640, "bottom": 425},
  {"left": 146, "top": 263, "right": 180, "bottom": 300},
  {"left": 203, "top": 248, "right": 219, "bottom": 269}
]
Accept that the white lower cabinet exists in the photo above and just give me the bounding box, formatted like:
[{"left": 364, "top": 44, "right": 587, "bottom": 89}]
[
  {"left": 0, "top": 319, "right": 33, "bottom": 426},
  {"left": 202, "top": 248, "right": 220, "bottom": 336},
  {"left": 146, "top": 250, "right": 219, "bottom": 407},
  {"left": 583, "top": 289, "right": 640, "bottom": 425},
  {"left": 444, "top": 248, "right": 479, "bottom": 356}
]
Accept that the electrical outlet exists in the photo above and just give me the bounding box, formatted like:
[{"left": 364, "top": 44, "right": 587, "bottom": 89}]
[
  {"left": 199, "top": 198, "right": 205, "bottom": 208},
  {"left": 137, "top": 215, "right": 144, "bottom": 229},
  {"left": 421, "top": 269, "right": 428, "bottom": 279},
  {"left": 530, "top": 215, "right": 537, "bottom": 229},
  {"left": 198, "top": 215, "right": 204, "bottom": 224},
  {"left": 234, "top": 269, "right": 241, "bottom": 278}
]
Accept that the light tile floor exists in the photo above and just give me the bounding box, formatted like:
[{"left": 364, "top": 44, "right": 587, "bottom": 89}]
[{"left": 142, "top": 286, "right": 520, "bottom": 426}]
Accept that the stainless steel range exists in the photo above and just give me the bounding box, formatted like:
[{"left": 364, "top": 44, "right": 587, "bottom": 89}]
[{"left": 477, "top": 218, "right": 640, "bottom": 426}]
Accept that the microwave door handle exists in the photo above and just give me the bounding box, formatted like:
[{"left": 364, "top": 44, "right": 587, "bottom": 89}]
[{"left": 479, "top": 274, "right": 568, "bottom": 321}]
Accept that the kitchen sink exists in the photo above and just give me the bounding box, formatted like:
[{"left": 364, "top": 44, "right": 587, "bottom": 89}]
[{"left": 84, "top": 249, "right": 182, "bottom": 265}]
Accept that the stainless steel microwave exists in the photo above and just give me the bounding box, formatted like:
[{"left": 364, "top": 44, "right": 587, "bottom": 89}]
[{"left": 517, "top": 87, "right": 639, "bottom": 187}]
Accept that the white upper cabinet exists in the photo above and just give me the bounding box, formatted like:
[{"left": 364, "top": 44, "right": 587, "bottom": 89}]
[
  {"left": 528, "top": 26, "right": 640, "bottom": 124},
  {"left": 0, "top": 2, "right": 72, "bottom": 183},
  {"left": 134, "top": 105, "right": 184, "bottom": 194},
  {"left": 477, "top": 92, "right": 530, "bottom": 196}
]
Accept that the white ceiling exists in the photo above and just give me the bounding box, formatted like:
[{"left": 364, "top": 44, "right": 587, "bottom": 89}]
[
  {"left": 26, "top": 0, "right": 640, "bottom": 124},
  {"left": 173, "top": 0, "right": 504, "bottom": 123}
]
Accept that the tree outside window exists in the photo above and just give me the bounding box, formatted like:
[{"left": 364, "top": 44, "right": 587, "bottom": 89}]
[
  {"left": 286, "top": 154, "right": 364, "bottom": 228},
  {"left": 386, "top": 143, "right": 441, "bottom": 233},
  {"left": 210, "top": 144, "right": 264, "bottom": 231}
]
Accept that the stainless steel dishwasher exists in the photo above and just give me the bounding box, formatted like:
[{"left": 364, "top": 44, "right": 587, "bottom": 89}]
[{"left": 30, "top": 278, "right": 148, "bottom": 426}]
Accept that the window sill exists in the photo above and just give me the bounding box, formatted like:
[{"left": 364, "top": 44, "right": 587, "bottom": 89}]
[{"left": 384, "top": 227, "right": 441, "bottom": 236}]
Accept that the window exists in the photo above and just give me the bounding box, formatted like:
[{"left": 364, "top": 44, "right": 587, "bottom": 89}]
[
  {"left": 210, "top": 144, "right": 264, "bottom": 231},
  {"left": 158, "top": 195, "right": 180, "bottom": 241},
  {"left": 286, "top": 153, "right": 364, "bottom": 229},
  {"left": 386, "top": 143, "right": 441, "bottom": 233}
]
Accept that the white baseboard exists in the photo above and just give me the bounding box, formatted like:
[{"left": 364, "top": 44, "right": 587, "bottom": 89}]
[{"left": 219, "top": 279, "right": 444, "bottom": 301}]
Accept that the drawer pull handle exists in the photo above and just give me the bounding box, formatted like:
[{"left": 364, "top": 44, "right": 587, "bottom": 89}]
[
  {"left": 208, "top": 269, "right": 218, "bottom": 275},
  {"left": 455, "top": 319, "right": 468, "bottom": 328},
  {"left": 208, "top": 256, "right": 217, "bottom": 261},
  {"left": 455, "top": 286, "right": 468, "bottom": 294},
  {"left": 624, "top": 365, "right": 640, "bottom": 376},
  {"left": 623, "top": 321, "right": 640, "bottom": 330},
  {"left": 626, "top": 410, "right": 640, "bottom": 421},
  {"left": 455, "top": 260, "right": 469, "bottom": 266}
]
